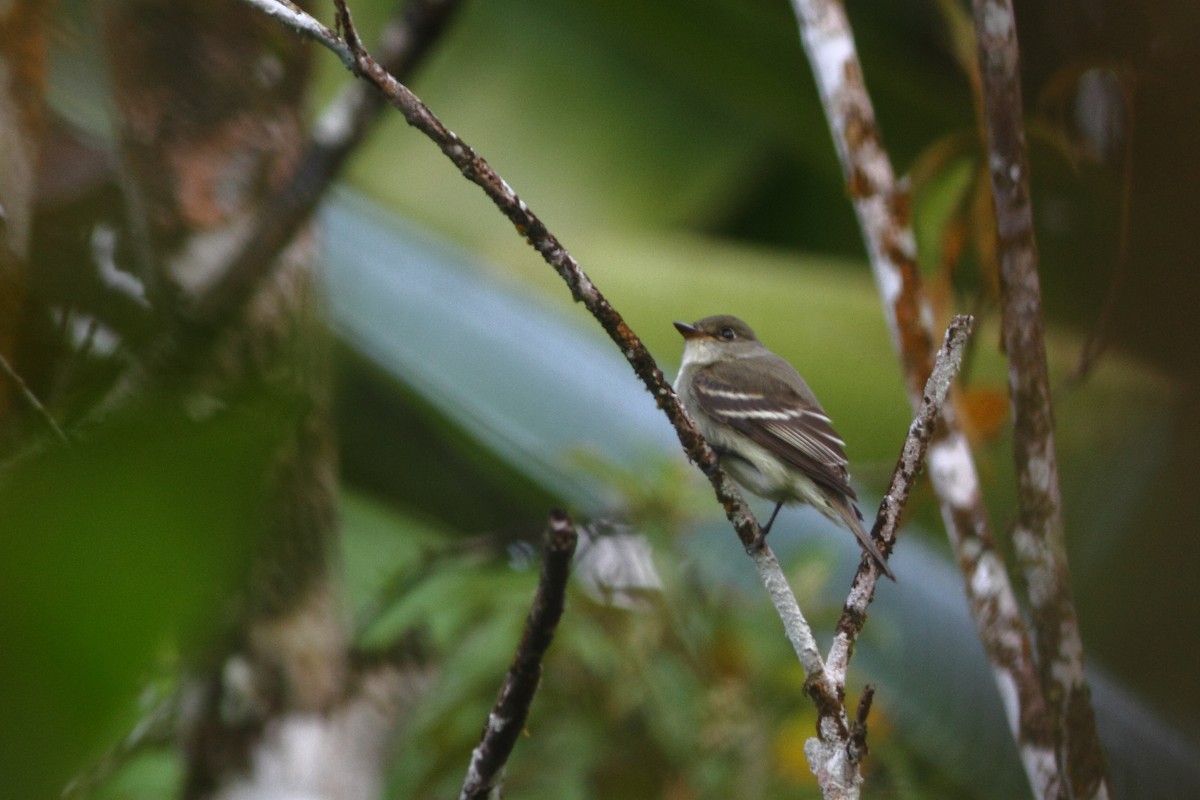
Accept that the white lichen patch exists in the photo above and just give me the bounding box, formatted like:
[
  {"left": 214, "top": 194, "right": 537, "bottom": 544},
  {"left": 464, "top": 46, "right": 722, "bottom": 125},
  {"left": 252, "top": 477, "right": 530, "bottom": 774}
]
[
  {"left": 927, "top": 436, "right": 978, "bottom": 508},
  {"left": 1025, "top": 452, "right": 1053, "bottom": 491},
  {"left": 876, "top": 255, "right": 903, "bottom": 306},
  {"left": 983, "top": 1, "right": 1014, "bottom": 39}
]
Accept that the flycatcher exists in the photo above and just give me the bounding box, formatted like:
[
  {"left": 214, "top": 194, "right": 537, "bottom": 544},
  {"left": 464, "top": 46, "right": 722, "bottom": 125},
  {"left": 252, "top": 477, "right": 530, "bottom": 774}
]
[{"left": 674, "top": 315, "right": 894, "bottom": 580}]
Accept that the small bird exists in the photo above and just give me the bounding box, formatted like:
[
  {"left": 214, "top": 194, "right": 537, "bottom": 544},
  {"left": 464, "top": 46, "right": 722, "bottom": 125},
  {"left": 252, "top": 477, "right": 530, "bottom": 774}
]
[{"left": 673, "top": 314, "right": 894, "bottom": 580}]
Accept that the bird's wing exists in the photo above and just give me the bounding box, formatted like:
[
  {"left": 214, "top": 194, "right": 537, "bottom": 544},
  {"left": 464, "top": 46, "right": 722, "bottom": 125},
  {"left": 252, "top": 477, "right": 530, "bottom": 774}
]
[{"left": 692, "top": 362, "right": 858, "bottom": 500}]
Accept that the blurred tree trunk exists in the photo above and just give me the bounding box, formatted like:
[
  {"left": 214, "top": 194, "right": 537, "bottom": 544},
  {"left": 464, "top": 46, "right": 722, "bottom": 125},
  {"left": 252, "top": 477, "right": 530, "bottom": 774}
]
[
  {"left": 0, "top": 0, "right": 434, "bottom": 793},
  {"left": 93, "top": 1, "right": 375, "bottom": 796}
]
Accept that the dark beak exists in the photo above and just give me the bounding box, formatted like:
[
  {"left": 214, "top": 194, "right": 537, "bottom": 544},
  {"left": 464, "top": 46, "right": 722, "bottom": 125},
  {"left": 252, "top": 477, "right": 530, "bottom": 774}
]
[{"left": 673, "top": 321, "right": 702, "bottom": 339}]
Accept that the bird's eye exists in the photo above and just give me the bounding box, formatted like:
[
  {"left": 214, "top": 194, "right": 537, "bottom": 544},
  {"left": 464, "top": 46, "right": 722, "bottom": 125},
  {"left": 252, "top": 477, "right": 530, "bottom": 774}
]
[{"left": 720, "top": 327, "right": 735, "bottom": 340}]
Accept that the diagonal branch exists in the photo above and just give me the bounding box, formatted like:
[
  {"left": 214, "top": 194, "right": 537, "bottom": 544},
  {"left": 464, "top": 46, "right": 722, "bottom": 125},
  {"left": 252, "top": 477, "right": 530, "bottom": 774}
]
[
  {"left": 245, "top": 0, "right": 765, "bottom": 552},
  {"left": 826, "top": 314, "right": 974, "bottom": 684},
  {"left": 793, "top": 314, "right": 972, "bottom": 797},
  {"left": 459, "top": 509, "right": 577, "bottom": 800},
  {"left": 971, "top": 2, "right": 1110, "bottom": 797},
  {"left": 785, "top": 0, "right": 1061, "bottom": 795}
]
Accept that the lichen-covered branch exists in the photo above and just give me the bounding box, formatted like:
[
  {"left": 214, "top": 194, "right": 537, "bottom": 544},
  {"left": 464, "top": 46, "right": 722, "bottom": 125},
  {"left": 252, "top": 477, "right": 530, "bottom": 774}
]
[
  {"left": 785, "top": 0, "right": 1061, "bottom": 795},
  {"left": 751, "top": 544, "right": 842, "bottom": 724},
  {"left": 971, "top": 1, "right": 1110, "bottom": 797},
  {"left": 460, "top": 510, "right": 577, "bottom": 800},
  {"left": 826, "top": 314, "right": 974, "bottom": 684}
]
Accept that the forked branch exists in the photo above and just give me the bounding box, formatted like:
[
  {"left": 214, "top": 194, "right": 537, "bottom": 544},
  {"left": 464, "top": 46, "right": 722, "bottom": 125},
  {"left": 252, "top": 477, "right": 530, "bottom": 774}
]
[{"left": 240, "top": 3, "right": 970, "bottom": 796}]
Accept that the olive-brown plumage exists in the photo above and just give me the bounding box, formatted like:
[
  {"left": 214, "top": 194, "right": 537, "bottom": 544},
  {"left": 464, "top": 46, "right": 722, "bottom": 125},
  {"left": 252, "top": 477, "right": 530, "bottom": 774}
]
[{"left": 674, "top": 315, "right": 893, "bottom": 580}]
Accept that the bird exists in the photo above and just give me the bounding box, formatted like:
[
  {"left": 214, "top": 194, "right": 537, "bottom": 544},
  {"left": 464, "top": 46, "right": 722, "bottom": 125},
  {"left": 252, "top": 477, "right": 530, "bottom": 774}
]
[{"left": 673, "top": 314, "right": 894, "bottom": 580}]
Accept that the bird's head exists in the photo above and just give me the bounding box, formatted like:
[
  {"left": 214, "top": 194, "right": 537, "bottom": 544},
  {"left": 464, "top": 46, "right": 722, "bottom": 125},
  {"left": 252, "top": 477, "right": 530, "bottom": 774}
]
[{"left": 674, "top": 315, "right": 764, "bottom": 365}]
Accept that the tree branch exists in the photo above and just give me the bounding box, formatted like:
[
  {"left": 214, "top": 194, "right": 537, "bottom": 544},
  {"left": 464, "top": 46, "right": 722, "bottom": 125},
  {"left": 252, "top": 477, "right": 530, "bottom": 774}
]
[
  {"left": 826, "top": 314, "right": 974, "bottom": 685},
  {"left": 971, "top": 2, "right": 1110, "bottom": 797},
  {"left": 240, "top": 0, "right": 765, "bottom": 551},
  {"left": 459, "top": 509, "right": 577, "bottom": 800},
  {"left": 784, "top": 1, "right": 1063, "bottom": 795},
  {"left": 305, "top": 0, "right": 856, "bottom": 708},
  {"left": 750, "top": 543, "right": 841, "bottom": 716}
]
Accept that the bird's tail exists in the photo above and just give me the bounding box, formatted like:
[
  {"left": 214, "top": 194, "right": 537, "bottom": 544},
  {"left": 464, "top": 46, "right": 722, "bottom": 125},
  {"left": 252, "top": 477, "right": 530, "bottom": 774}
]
[{"left": 828, "top": 492, "right": 896, "bottom": 581}]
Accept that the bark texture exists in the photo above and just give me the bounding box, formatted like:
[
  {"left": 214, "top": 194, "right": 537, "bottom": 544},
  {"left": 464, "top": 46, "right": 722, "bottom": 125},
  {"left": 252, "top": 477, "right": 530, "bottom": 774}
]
[
  {"left": 98, "top": 1, "right": 351, "bottom": 795},
  {"left": 971, "top": 1, "right": 1110, "bottom": 796}
]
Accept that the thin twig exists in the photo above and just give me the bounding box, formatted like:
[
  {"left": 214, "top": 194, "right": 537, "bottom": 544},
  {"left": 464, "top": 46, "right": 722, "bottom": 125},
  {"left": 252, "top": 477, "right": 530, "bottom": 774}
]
[
  {"left": 971, "top": 2, "right": 1110, "bottom": 797},
  {"left": 826, "top": 315, "right": 974, "bottom": 685},
  {"left": 785, "top": 2, "right": 1061, "bottom": 794},
  {"left": 750, "top": 543, "right": 855, "bottom": 794},
  {"left": 809, "top": 315, "right": 973, "bottom": 798},
  {"left": 0, "top": 351, "right": 69, "bottom": 444},
  {"left": 459, "top": 510, "right": 577, "bottom": 800},
  {"left": 846, "top": 684, "right": 874, "bottom": 765}
]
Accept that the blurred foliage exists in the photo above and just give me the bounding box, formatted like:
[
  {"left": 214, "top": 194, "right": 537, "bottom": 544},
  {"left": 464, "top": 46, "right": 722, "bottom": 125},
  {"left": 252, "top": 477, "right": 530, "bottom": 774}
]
[
  {"left": 0, "top": 399, "right": 287, "bottom": 797},
  {"left": 19, "top": 0, "right": 1200, "bottom": 797},
  {"left": 338, "top": 492, "right": 987, "bottom": 799}
]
